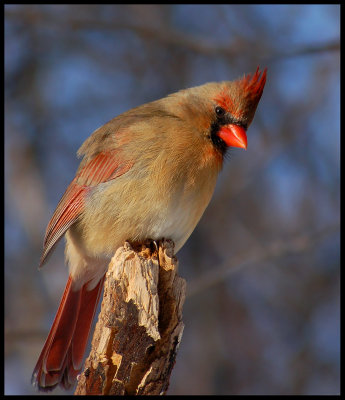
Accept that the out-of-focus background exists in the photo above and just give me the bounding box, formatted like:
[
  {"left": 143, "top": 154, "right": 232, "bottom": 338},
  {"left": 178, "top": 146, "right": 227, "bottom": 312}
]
[{"left": 5, "top": 4, "right": 340, "bottom": 395}]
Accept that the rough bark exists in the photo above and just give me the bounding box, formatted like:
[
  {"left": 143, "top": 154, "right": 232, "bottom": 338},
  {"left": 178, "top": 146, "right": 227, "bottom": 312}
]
[{"left": 74, "top": 239, "right": 186, "bottom": 395}]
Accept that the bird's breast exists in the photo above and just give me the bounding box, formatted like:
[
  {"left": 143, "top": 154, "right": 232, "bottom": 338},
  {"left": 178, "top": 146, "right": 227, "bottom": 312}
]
[{"left": 79, "top": 158, "right": 218, "bottom": 257}]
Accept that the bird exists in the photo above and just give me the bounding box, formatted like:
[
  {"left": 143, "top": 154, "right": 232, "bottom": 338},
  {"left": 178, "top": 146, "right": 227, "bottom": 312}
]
[{"left": 32, "top": 67, "right": 267, "bottom": 391}]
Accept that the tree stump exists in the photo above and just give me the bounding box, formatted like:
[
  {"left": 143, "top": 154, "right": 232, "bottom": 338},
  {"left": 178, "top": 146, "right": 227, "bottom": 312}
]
[{"left": 75, "top": 239, "right": 186, "bottom": 395}]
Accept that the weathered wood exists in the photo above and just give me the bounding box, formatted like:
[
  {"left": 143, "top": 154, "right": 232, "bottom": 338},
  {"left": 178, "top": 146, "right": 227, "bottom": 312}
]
[{"left": 75, "top": 239, "right": 186, "bottom": 395}]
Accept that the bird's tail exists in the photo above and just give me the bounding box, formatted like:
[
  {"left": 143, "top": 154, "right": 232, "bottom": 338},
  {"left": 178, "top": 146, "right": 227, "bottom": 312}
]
[{"left": 31, "top": 275, "right": 104, "bottom": 391}]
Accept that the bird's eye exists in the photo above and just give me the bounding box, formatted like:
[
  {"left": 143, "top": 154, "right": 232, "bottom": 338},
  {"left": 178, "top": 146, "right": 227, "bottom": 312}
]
[{"left": 215, "top": 106, "right": 226, "bottom": 118}]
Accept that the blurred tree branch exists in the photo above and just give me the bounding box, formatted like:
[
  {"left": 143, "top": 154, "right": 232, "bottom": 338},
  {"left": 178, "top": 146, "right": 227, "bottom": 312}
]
[
  {"left": 271, "top": 40, "right": 340, "bottom": 61},
  {"left": 187, "top": 224, "right": 339, "bottom": 298},
  {"left": 5, "top": 7, "right": 339, "bottom": 62}
]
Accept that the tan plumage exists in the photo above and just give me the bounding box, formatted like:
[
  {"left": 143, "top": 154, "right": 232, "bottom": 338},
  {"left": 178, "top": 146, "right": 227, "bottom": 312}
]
[{"left": 32, "top": 68, "right": 266, "bottom": 390}]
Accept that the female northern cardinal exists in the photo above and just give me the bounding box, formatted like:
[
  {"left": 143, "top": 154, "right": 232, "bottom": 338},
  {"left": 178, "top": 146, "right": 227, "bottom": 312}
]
[{"left": 32, "top": 68, "right": 266, "bottom": 390}]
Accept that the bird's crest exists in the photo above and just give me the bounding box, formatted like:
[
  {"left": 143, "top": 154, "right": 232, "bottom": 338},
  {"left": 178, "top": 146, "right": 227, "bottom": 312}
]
[
  {"left": 238, "top": 67, "right": 267, "bottom": 106},
  {"left": 214, "top": 67, "right": 267, "bottom": 121}
]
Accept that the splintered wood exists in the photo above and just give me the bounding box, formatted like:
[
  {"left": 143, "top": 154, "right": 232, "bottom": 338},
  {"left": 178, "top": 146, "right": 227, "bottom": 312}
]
[{"left": 75, "top": 240, "right": 186, "bottom": 395}]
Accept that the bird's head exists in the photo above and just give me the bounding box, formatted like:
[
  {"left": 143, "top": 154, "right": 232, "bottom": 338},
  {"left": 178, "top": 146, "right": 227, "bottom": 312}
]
[{"left": 168, "top": 67, "right": 267, "bottom": 158}]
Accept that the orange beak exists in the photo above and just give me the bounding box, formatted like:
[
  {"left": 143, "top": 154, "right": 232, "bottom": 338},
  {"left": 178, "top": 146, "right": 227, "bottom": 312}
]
[{"left": 218, "top": 124, "right": 247, "bottom": 150}]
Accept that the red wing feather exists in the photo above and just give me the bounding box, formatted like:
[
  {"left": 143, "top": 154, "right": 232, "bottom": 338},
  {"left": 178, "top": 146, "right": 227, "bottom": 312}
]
[
  {"left": 40, "top": 181, "right": 85, "bottom": 267},
  {"left": 76, "top": 151, "right": 124, "bottom": 186},
  {"left": 40, "top": 150, "right": 132, "bottom": 267}
]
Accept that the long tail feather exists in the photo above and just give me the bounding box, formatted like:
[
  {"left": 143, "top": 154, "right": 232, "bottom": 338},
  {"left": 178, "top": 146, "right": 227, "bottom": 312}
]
[{"left": 32, "top": 275, "right": 104, "bottom": 391}]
